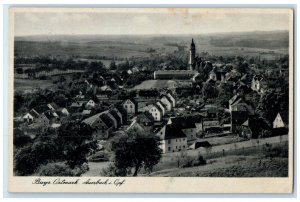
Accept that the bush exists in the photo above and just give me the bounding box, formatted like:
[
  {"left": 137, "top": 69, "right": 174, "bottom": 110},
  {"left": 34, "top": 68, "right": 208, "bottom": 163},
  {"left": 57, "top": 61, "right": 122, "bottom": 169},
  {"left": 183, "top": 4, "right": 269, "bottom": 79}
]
[
  {"left": 100, "top": 163, "right": 128, "bottom": 177},
  {"left": 180, "top": 153, "right": 207, "bottom": 168},
  {"left": 37, "top": 162, "right": 89, "bottom": 176}
]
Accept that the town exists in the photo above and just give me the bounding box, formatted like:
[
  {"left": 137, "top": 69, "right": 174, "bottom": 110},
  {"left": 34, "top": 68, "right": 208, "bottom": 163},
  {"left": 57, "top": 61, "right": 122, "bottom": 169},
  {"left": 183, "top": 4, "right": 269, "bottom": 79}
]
[{"left": 13, "top": 36, "right": 289, "bottom": 177}]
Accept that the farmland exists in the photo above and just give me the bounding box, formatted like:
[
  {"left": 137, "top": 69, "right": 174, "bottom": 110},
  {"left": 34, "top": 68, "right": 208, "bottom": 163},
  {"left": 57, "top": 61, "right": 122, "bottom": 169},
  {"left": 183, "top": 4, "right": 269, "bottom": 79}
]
[
  {"left": 133, "top": 80, "right": 177, "bottom": 90},
  {"left": 15, "top": 31, "right": 288, "bottom": 59},
  {"left": 14, "top": 78, "right": 55, "bottom": 92}
]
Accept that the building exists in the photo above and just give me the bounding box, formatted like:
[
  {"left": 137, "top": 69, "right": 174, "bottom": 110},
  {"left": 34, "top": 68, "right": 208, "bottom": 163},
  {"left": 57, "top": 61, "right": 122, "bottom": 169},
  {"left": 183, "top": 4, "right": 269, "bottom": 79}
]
[
  {"left": 240, "top": 116, "right": 269, "bottom": 139},
  {"left": 82, "top": 111, "right": 114, "bottom": 140},
  {"left": 167, "top": 117, "right": 197, "bottom": 141},
  {"left": 149, "top": 104, "right": 163, "bottom": 122},
  {"left": 86, "top": 99, "right": 96, "bottom": 109},
  {"left": 160, "top": 95, "right": 173, "bottom": 111},
  {"left": 156, "top": 101, "right": 167, "bottom": 116},
  {"left": 273, "top": 112, "right": 288, "bottom": 129},
  {"left": 157, "top": 124, "right": 188, "bottom": 153},
  {"left": 189, "top": 38, "right": 196, "bottom": 70},
  {"left": 122, "top": 98, "right": 137, "bottom": 115},
  {"left": 153, "top": 39, "right": 201, "bottom": 80},
  {"left": 251, "top": 75, "right": 268, "bottom": 94},
  {"left": 136, "top": 112, "right": 154, "bottom": 133},
  {"left": 153, "top": 70, "right": 199, "bottom": 80},
  {"left": 166, "top": 92, "right": 176, "bottom": 107},
  {"left": 126, "top": 119, "right": 146, "bottom": 133}
]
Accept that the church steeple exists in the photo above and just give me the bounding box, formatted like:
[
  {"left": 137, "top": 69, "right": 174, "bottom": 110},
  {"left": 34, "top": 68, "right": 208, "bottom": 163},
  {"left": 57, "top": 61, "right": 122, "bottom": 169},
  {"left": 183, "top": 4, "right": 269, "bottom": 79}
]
[{"left": 189, "top": 38, "right": 196, "bottom": 70}]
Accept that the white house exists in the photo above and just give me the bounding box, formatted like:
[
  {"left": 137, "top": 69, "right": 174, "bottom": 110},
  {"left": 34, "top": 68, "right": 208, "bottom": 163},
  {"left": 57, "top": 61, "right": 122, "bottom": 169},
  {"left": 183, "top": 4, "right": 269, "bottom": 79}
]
[
  {"left": 149, "top": 104, "right": 163, "bottom": 121},
  {"left": 122, "top": 99, "right": 137, "bottom": 114},
  {"left": 273, "top": 113, "right": 287, "bottom": 128},
  {"left": 160, "top": 95, "right": 172, "bottom": 111},
  {"left": 166, "top": 93, "right": 176, "bottom": 108},
  {"left": 23, "top": 113, "right": 34, "bottom": 123},
  {"left": 58, "top": 108, "right": 69, "bottom": 116},
  {"left": 156, "top": 101, "right": 166, "bottom": 116},
  {"left": 86, "top": 99, "right": 96, "bottom": 109},
  {"left": 157, "top": 124, "right": 187, "bottom": 153}
]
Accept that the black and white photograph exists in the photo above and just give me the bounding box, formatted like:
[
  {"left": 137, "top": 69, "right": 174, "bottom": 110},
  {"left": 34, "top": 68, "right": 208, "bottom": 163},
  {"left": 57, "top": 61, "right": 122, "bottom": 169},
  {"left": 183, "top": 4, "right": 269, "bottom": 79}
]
[{"left": 8, "top": 7, "right": 294, "bottom": 193}]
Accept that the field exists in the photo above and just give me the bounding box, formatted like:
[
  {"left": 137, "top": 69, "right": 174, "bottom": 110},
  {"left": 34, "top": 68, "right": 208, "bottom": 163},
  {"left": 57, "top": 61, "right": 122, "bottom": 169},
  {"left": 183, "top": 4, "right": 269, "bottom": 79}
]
[
  {"left": 15, "top": 31, "right": 288, "bottom": 59},
  {"left": 150, "top": 156, "right": 288, "bottom": 177},
  {"left": 14, "top": 78, "right": 55, "bottom": 92},
  {"left": 133, "top": 80, "right": 177, "bottom": 90}
]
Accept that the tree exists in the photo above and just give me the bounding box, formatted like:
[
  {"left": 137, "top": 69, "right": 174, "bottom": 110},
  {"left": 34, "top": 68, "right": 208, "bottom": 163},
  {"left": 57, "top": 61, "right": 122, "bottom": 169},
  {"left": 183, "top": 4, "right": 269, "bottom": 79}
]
[
  {"left": 13, "top": 128, "right": 32, "bottom": 148},
  {"left": 16, "top": 67, "right": 23, "bottom": 74},
  {"left": 88, "top": 61, "right": 104, "bottom": 72},
  {"left": 57, "top": 121, "right": 98, "bottom": 168},
  {"left": 110, "top": 130, "right": 162, "bottom": 176},
  {"left": 109, "top": 61, "right": 117, "bottom": 70}
]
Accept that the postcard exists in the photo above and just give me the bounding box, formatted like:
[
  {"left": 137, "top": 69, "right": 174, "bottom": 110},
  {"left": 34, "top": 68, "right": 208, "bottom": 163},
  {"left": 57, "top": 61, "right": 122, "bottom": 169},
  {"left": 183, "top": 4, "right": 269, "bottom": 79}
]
[{"left": 8, "top": 7, "right": 294, "bottom": 193}]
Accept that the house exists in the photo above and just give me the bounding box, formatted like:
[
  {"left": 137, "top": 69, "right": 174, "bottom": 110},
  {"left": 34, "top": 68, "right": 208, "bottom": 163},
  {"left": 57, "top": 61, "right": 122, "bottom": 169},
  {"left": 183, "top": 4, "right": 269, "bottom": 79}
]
[
  {"left": 149, "top": 104, "right": 163, "bottom": 122},
  {"left": 167, "top": 117, "right": 197, "bottom": 141},
  {"left": 70, "top": 101, "right": 84, "bottom": 109},
  {"left": 230, "top": 102, "right": 254, "bottom": 133},
  {"left": 122, "top": 98, "right": 137, "bottom": 115},
  {"left": 126, "top": 119, "right": 146, "bottom": 133},
  {"left": 273, "top": 112, "right": 288, "bottom": 128},
  {"left": 136, "top": 112, "right": 154, "bottom": 133},
  {"left": 166, "top": 92, "right": 176, "bottom": 107},
  {"left": 106, "top": 112, "right": 118, "bottom": 129},
  {"left": 86, "top": 99, "right": 96, "bottom": 109},
  {"left": 240, "top": 116, "right": 269, "bottom": 138},
  {"left": 82, "top": 109, "right": 92, "bottom": 116},
  {"left": 109, "top": 109, "right": 123, "bottom": 127},
  {"left": 160, "top": 95, "right": 173, "bottom": 111},
  {"left": 82, "top": 111, "right": 114, "bottom": 140},
  {"left": 156, "top": 101, "right": 167, "bottom": 116},
  {"left": 251, "top": 75, "right": 268, "bottom": 94},
  {"left": 156, "top": 124, "right": 187, "bottom": 153},
  {"left": 202, "top": 118, "right": 221, "bottom": 133},
  {"left": 47, "top": 103, "right": 59, "bottom": 111},
  {"left": 57, "top": 108, "right": 69, "bottom": 117},
  {"left": 23, "top": 112, "right": 37, "bottom": 123}
]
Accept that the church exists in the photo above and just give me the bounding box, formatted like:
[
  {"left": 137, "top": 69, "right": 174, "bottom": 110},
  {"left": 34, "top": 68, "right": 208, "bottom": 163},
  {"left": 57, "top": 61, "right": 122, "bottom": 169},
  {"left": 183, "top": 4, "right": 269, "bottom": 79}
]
[{"left": 153, "top": 39, "right": 203, "bottom": 80}]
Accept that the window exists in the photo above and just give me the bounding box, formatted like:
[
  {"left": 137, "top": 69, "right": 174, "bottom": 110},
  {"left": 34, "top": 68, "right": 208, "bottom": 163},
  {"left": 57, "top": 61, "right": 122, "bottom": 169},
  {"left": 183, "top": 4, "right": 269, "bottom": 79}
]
[
  {"left": 155, "top": 113, "right": 157, "bottom": 116},
  {"left": 176, "top": 139, "right": 177, "bottom": 142},
  {"left": 168, "top": 140, "right": 171, "bottom": 144},
  {"left": 168, "top": 147, "right": 171, "bottom": 151},
  {"left": 160, "top": 132, "right": 163, "bottom": 135},
  {"left": 183, "top": 145, "right": 185, "bottom": 148},
  {"left": 130, "top": 105, "right": 133, "bottom": 108},
  {"left": 176, "top": 146, "right": 177, "bottom": 149}
]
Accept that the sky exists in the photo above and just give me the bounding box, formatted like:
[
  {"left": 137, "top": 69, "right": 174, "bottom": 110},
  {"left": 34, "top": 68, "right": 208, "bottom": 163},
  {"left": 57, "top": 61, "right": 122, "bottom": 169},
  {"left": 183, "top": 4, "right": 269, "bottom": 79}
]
[{"left": 13, "top": 9, "right": 291, "bottom": 36}]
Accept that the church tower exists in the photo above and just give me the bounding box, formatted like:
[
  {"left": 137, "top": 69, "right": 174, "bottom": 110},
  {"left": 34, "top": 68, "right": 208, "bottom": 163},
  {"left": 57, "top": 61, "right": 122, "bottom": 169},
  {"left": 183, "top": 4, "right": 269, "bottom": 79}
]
[{"left": 189, "top": 38, "right": 196, "bottom": 70}]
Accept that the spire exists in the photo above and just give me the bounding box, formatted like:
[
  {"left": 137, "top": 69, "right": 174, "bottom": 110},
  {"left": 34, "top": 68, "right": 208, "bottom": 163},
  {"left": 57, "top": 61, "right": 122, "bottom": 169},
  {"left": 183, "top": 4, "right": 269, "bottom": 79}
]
[{"left": 191, "top": 38, "right": 194, "bottom": 45}]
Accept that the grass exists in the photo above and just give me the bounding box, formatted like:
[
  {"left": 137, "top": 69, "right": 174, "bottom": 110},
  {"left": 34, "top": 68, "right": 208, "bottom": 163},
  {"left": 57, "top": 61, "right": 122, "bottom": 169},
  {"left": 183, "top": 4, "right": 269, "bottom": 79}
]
[
  {"left": 14, "top": 78, "right": 55, "bottom": 92},
  {"left": 150, "top": 156, "right": 288, "bottom": 177},
  {"left": 149, "top": 142, "right": 289, "bottom": 177},
  {"left": 133, "top": 80, "right": 177, "bottom": 90}
]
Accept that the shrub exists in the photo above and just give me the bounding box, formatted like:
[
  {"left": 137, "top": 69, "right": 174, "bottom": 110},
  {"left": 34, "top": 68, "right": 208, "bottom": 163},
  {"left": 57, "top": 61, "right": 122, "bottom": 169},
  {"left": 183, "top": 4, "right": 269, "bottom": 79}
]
[
  {"left": 37, "top": 162, "right": 89, "bottom": 176},
  {"left": 180, "top": 153, "right": 207, "bottom": 168},
  {"left": 100, "top": 163, "right": 128, "bottom": 177}
]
